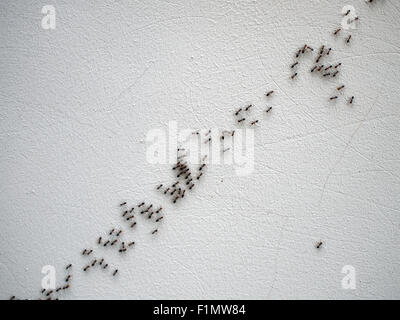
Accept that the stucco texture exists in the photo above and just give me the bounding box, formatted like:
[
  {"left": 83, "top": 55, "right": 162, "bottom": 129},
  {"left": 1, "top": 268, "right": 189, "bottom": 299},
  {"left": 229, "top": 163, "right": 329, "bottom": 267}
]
[{"left": 0, "top": 0, "right": 399, "bottom": 299}]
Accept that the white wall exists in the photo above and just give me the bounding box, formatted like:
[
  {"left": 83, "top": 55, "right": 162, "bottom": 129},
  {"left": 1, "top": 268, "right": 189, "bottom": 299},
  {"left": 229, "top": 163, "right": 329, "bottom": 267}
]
[{"left": 0, "top": 0, "right": 399, "bottom": 299}]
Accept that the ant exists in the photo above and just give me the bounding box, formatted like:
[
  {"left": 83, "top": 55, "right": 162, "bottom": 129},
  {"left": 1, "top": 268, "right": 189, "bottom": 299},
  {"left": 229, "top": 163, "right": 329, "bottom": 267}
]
[
  {"left": 109, "top": 229, "right": 115, "bottom": 235},
  {"left": 238, "top": 118, "right": 246, "bottom": 123},
  {"left": 197, "top": 172, "right": 203, "bottom": 180},
  {"left": 291, "top": 62, "right": 298, "bottom": 68},
  {"left": 152, "top": 229, "right": 158, "bottom": 235},
  {"left": 235, "top": 108, "right": 242, "bottom": 116},
  {"left": 266, "top": 90, "right": 274, "bottom": 97},
  {"left": 98, "top": 237, "right": 102, "bottom": 244},
  {"left": 156, "top": 184, "right": 163, "bottom": 190},
  {"left": 330, "top": 96, "right": 338, "bottom": 100},
  {"left": 245, "top": 104, "right": 253, "bottom": 111},
  {"left": 156, "top": 217, "right": 164, "bottom": 222},
  {"left": 113, "top": 269, "right": 118, "bottom": 276},
  {"left": 349, "top": 96, "right": 355, "bottom": 104},
  {"left": 333, "top": 28, "right": 341, "bottom": 35},
  {"left": 311, "top": 66, "right": 317, "bottom": 73},
  {"left": 291, "top": 73, "right": 298, "bottom": 79},
  {"left": 130, "top": 222, "right": 137, "bottom": 228},
  {"left": 66, "top": 264, "right": 72, "bottom": 270},
  {"left": 346, "top": 35, "right": 352, "bottom": 44},
  {"left": 315, "top": 241, "right": 323, "bottom": 249},
  {"left": 250, "top": 120, "right": 259, "bottom": 125},
  {"left": 337, "top": 85, "right": 345, "bottom": 91},
  {"left": 138, "top": 202, "right": 145, "bottom": 207},
  {"left": 119, "top": 202, "right": 127, "bottom": 207},
  {"left": 266, "top": 107, "right": 272, "bottom": 113}
]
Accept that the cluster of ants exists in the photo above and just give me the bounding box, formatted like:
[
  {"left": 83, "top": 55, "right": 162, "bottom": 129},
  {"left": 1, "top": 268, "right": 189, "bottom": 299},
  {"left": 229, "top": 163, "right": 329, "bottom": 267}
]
[
  {"left": 9, "top": 1, "right": 384, "bottom": 299},
  {"left": 9, "top": 263, "right": 73, "bottom": 300},
  {"left": 233, "top": 90, "right": 274, "bottom": 126},
  {"left": 156, "top": 147, "right": 208, "bottom": 203},
  {"left": 79, "top": 200, "right": 164, "bottom": 277},
  {"left": 289, "top": 7, "right": 361, "bottom": 105}
]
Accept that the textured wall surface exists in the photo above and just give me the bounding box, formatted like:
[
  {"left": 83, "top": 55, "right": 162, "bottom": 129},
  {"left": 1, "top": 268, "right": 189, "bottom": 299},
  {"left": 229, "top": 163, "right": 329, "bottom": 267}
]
[{"left": 1, "top": 0, "right": 399, "bottom": 299}]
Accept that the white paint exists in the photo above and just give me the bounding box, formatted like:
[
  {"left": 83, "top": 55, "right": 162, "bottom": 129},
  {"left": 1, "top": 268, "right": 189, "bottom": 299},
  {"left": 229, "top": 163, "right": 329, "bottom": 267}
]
[{"left": 0, "top": 0, "right": 399, "bottom": 299}]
